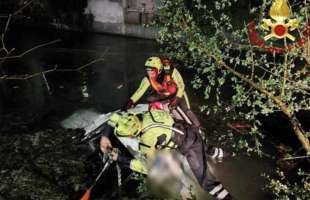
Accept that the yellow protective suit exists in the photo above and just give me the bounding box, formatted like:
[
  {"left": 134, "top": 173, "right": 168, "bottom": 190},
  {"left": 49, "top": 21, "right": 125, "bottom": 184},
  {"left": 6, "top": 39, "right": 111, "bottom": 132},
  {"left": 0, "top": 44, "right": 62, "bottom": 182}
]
[{"left": 130, "top": 68, "right": 191, "bottom": 109}]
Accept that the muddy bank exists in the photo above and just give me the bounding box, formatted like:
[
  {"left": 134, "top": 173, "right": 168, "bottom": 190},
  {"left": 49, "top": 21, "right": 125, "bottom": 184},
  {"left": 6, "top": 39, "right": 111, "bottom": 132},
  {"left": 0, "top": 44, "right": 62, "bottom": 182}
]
[{"left": 0, "top": 129, "right": 88, "bottom": 200}]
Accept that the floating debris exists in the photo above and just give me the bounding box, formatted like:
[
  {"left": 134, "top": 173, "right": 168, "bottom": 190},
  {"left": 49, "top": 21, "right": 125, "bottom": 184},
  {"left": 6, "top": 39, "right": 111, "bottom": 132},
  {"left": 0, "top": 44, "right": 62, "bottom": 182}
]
[{"left": 117, "top": 84, "right": 124, "bottom": 89}]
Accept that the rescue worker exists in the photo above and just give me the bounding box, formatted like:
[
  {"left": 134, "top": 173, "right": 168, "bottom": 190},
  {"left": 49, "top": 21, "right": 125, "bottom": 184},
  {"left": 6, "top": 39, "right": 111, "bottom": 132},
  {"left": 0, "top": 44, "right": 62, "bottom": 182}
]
[
  {"left": 99, "top": 109, "right": 233, "bottom": 200},
  {"left": 125, "top": 56, "right": 201, "bottom": 127}
]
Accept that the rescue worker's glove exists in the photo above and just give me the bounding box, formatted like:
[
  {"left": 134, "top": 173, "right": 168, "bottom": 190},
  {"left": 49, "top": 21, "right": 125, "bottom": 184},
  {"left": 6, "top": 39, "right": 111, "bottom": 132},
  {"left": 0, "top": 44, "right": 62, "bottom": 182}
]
[
  {"left": 116, "top": 154, "right": 131, "bottom": 167},
  {"left": 122, "top": 99, "right": 134, "bottom": 111},
  {"left": 169, "top": 97, "right": 182, "bottom": 108}
]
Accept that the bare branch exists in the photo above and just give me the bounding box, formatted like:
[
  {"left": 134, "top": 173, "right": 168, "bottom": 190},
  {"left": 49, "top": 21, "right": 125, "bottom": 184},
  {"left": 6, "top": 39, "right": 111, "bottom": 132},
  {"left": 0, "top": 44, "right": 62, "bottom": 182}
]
[
  {"left": 0, "top": 39, "right": 61, "bottom": 60},
  {"left": 0, "top": 65, "right": 58, "bottom": 80},
  {"left": 303, "top": 41, "right": 310, "bottom": 65},
  {"left": 12, "top": 0, "right": 36, "bottom": 16},
  {"left": 1, "top": 0, "right": 35, "bottom": 36},
  {"left": 3, "top": 14, "right": 12, "bottom": 34},
  {"left": 281, "top": 48, "right": 288, "bottom": 97},
  {"left": 77, "top": 58, "right": 104, "bottom": 71},
  {"left": 0, "top": 56, "right": 105, "bottom": 80},
  {"left": 281, "top": 155, "right": 310, "bottom": 161},
  {"left": 0, "top": 0, "right": 37, "bottom": 64}
]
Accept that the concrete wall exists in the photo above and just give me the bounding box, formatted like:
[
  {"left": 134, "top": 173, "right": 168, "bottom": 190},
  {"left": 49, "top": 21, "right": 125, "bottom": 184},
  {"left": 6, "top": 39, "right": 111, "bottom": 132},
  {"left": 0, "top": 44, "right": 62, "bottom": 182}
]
[
  {"left": 85, "top": 0, "right": 160, "bottom": 39},
  {"left": 86, "top": 0, "right": 124, "bottom": 23}
]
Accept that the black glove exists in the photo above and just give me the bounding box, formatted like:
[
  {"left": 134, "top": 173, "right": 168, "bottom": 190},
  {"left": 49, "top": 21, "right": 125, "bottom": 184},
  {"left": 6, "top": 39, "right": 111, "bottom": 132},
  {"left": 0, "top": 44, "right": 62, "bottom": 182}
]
[
  {"left": 169, "top": 97, "right": 182, "bottom": 108},
  {"left": 117, "top": 154, "right": 131, "bottom": 168},
  {"left": 122, "top": 99, "right": 134, "bottom": 111}
]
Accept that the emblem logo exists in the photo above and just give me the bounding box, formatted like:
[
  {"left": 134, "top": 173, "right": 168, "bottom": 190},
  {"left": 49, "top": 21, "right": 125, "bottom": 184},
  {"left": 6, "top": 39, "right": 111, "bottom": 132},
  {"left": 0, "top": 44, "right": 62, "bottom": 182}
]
[
  {"left": 261, "top": 0, "right": 298, "bottom": 41},
  {"left": 247, "top": 0, "right": 310, "bottom": 54}
]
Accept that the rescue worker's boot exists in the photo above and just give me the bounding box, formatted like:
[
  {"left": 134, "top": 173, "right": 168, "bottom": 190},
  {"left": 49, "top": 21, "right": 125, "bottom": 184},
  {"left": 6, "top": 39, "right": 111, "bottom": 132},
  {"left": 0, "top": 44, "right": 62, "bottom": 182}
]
[
  {"left": 206, "top": 182, "right": 233, "bottom": 200},
  {"left": 172, "top": 122, "right": 234, "bottom": 200},
  {"left": 206, "top": 146, "right": 229, "bottom": 163}
]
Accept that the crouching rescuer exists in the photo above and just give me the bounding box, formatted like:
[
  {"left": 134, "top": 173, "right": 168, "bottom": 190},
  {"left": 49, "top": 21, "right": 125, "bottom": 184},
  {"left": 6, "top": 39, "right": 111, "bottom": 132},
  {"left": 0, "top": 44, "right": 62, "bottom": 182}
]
[
  {"left": 125, "top": 56, "right": 201, "bottom": 128},
  {"left": 99, "top": 109, "right": 233, "bottom": 200}
]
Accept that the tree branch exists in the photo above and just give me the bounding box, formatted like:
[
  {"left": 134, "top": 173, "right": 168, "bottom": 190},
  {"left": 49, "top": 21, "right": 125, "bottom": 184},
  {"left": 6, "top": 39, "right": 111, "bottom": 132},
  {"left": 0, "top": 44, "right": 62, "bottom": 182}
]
[
  {"left": 204, "top": 50, "right": 310, "bottom": 152},
  {"left": 281, "top": 155, "right": 310, "bottom": 161},
  {"left": 0, "top": 39, "right": 61, "bottom": 61},
  {"left": 281, "top": 40, "right": 288, "bottom": 97},
  {"left": 0, "top": 56, "right": 105, "bottom": 80},
  {"left": 12, "top": 0, "right": 36, "bottom": 16}
]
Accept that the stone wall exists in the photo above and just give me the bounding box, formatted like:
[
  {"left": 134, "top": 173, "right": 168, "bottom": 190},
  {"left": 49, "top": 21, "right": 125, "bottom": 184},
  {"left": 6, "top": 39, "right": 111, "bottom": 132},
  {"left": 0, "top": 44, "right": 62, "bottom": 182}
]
[{"left": 85, "top": 0, "right": 160, "bottom": 39}]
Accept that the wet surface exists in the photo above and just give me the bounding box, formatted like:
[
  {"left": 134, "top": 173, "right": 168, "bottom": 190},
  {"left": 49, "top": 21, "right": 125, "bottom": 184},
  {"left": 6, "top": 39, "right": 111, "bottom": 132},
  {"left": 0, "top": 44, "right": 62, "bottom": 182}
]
[
  {"left": 214, "top": 156, "right": 275, "bottom": 200},
  {"left": 0, "top": 28, "right": 276, "bottom": 200},
  {"left": 1, "top": 28, "right": 158, "bottom": 120}
]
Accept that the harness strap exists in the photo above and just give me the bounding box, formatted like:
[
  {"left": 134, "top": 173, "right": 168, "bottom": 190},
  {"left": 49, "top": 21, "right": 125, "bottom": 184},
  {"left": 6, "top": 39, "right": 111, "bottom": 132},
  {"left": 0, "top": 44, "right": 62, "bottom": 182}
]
[
  {"left": 141, "top": 124, "right": 185, "bottom": 135},
  {"left": 139, "top": 124, "right": 183, "bottom": 150},
  {"left": 139, "top": 142, "right": 151, "bottom": 148},
  {"left": 116, "top": 163, "right": 122, "bottom": 187}
]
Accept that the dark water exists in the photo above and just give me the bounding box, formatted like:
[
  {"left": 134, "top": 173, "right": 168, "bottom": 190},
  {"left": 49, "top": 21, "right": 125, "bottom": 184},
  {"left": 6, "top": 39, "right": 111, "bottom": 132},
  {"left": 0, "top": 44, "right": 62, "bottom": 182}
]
[
  {"left": 0, "top": 28, "right": 276, "bottom": 200},
  {"left": 0, "top": 27, "right": 157, "bottom": 125}
]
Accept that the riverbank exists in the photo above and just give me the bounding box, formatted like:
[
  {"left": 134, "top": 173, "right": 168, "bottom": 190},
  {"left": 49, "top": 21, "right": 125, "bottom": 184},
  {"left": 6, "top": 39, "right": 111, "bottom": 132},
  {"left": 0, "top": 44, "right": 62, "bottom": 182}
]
[{"left": 5, "top": 26, "right": 310, "bottom": 200}]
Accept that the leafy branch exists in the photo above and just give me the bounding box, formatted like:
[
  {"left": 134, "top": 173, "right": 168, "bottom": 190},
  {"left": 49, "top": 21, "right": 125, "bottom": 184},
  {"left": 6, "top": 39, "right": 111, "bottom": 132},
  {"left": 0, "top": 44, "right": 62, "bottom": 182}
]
[{"left": 157, "top": 0, "right": 310, "bottom": 154}]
